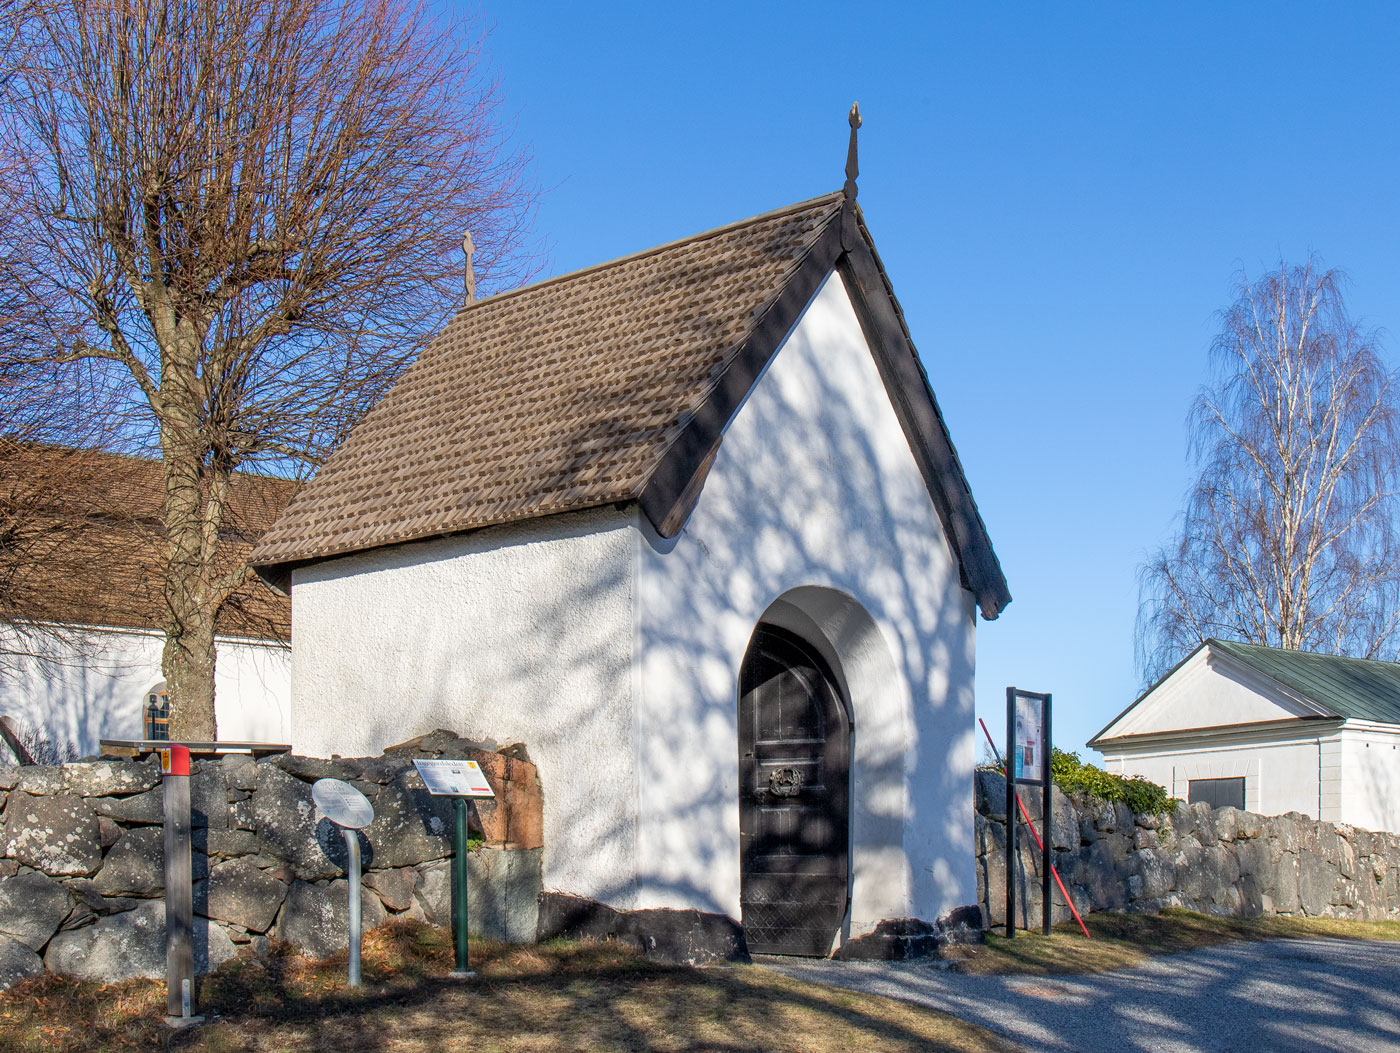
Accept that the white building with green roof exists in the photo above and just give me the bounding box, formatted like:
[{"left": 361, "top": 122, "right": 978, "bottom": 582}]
[{"left": 1090, "top": 639, "right": 1400, "bottom": 834}]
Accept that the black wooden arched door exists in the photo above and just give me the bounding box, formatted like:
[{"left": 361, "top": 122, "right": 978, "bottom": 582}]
[{"left": 738, "top": 624, "right": 851, "bottom": 956}]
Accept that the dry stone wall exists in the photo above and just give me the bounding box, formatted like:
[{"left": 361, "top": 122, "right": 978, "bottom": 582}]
[
  {"left": 0, "top": 730, "right": 542, "bottom": 989},
  {"left": 975, "top": 769, "right": 1400, "bottom": 930}
]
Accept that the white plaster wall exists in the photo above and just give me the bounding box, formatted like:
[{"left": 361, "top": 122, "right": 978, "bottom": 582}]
[
  {"left": 289, "top": 508, "right": 640, "bottom": 905},
  {"left": 0, "top": 624, "right": 290, "bottom": 757},
  {"left": 1104, "top": 737, "right": 1322, "bottom": 819},
  {"left": 633, "top": 272, "right": 978, "bottom": 935},
  {"left": 1105, "top": 724, "right": 1400, "bottom": 834},
  {"left": 1339, "top": 725, "right": 1400, "bottom": 833},
  {"left": 1107, "top": 649, "right": 1316, "bottom": 739}
]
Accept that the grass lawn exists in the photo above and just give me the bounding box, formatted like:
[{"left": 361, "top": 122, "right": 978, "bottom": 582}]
[
  {"left": 0, "top": 920, "right": 1019, "bottom": 1053},
  {"left": 947, "top": 909, "right": 1400, "bottom": 976}
]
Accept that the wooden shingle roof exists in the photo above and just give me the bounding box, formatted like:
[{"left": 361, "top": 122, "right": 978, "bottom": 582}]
[
  {"left": 3, "top": 445, "right": 294, "bottom": 642},
  {"left": 251, "top": 193, "right": 1011, "bottom": 618}
]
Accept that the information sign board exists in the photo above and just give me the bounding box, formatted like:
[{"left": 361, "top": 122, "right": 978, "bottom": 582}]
[
  {"left": 1012, "top": 693, "right": 1046, "bottom": 784},
  {"left": 312, "top": 778, "right": 375, "bottom": 830},
  {"left": 413, "top": 758, "right": 496, "bottom": 798}
]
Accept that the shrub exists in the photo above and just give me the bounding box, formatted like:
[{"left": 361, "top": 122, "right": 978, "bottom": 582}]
[{"left": 1050, "top": 748, "right": 1175, "bottom": 815}]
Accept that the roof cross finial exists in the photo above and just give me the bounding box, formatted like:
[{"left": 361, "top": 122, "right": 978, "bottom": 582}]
[
  {"left": 463, "top": 230, "right": 477, "bottom": 303},
  {"left": 844, "top": 102, "right": 861, "bottom": 201}
]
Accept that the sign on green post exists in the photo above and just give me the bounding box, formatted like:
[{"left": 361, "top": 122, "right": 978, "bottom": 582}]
[{"left": 414, "top": 759, "right": 497, "bottom": 978}]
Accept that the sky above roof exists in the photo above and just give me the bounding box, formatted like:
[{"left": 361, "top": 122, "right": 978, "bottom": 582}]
[{"left": 462, "top": 1, "right": 1400, "bottom": 757}]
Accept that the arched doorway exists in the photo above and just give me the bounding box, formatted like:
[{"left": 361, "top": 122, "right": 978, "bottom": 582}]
[{"left": 737, "top": 624, "right": 851, "bottom": 956}]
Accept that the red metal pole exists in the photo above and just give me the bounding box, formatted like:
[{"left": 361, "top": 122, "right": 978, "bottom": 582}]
[{"left": 979, "top": 718, "right": 1091, "bottom": 939}]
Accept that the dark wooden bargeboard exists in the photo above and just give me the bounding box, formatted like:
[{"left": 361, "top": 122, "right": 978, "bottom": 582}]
[{"left": 738, "top": 625, "right": 850, "bottom": 956}]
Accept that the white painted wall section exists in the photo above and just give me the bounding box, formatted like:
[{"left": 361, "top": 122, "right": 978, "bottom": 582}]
[
  {"left": 289, "top": 508, "right": 640, "bottom": 906},
  {"left": 633, "top": 272, "right": 978, "bottom": 934},
  {"left": 0, "top": 625, "right": 290, "bottom": 757},
  {"left": 1105, "top": 649, "right": 1319, "bottom": 740},
  {"left": 1339, "top": 725, "right": 1400, "bottom": 833}
]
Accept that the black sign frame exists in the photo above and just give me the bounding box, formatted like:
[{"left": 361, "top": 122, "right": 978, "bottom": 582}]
[{"left": 1005, "top": 687, "right": 1053, "bottom": 938}]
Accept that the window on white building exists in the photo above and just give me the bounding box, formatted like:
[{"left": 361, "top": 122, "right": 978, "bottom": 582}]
[{"left": 1188, "top": 777, "right": 1245, "bottom": 810}]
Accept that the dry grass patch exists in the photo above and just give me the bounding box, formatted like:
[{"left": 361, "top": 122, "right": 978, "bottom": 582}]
[
  {"left": 0, "top": 919, "right": 1018, "bottom": 1052},
  {"left": 950, "top": 909, "right": 1400, "bottom": 976}
]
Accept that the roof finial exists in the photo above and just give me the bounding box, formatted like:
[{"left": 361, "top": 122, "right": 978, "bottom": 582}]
[
  {"left": 844, "top": 102, "right": 861, "bottom": 201},
  {"left": 463, "top": 230, "right": 477, "bottom": 303}
]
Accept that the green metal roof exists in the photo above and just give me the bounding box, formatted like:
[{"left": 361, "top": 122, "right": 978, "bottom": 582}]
[{"left": 1209, "top": 638, "right": 1400, "bottom": 725}]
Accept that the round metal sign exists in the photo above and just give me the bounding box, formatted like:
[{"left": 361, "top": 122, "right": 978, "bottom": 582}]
[{"left": 312, "top": 778, "right": 374, "bottom": 830}]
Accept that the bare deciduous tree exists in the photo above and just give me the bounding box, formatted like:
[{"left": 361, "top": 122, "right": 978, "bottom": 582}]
[
  {"left": 1, "top": 0, "right": 536, "bottom": 737},
  {"left": 1137, "top": 259, "right": 1400, "bottom": 683}
]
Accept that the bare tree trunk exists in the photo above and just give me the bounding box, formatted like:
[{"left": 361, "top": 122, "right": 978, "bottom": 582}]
[{"left": 160, "top": 427, "right": 220, "bottom": 739}]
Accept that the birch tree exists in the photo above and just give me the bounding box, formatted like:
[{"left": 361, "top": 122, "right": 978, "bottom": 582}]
[
  {"left": 1, "top": 0, "right": 535, "bottom": 737},
  {"left": 1137, "top": 259, "right": 1400, "bottom": 683}
]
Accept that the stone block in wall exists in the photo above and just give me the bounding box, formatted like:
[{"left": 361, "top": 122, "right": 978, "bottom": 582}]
[
  {"left": 14, "top": 767, "right": 67, "bottom": 796},
  {"left": 1188, "top": 803, "right": 1217, "bottom": 846},
  {"left": 66, "top": 761, "right": 160, "bottom": 798},
  {"left": 190, "top": 766, "right": 229, "bottom": 830},
  {"left": 61, "top": 879, "right": 137, "bottom": 931},
  {"left": 93, "top": 827, "right": 164, "bottom": 897},
  {"left": 1133, "top": 810, "right": 1163, "bottom": 831},
  {"left": 199, "top": 859, "right": 288, "bottom": 934},
  {"left": 360, "top": 777, "right": 453, "bottom": 870},
  {"left": 1130, "top": 848, "right": 1175, "bottom": 902},
  {"left": 1234, "top": 838, "right": 1273, "bottom": 892},
  {"left": 94, "top": 786, "right": 163, "bottom": 824},
  {"left": 364, "top": 867, "right": 417, "bottom": 912},
  {"left": 1070, "top": 840, "right": 1127, "bottom": 913},
  {"left": 974, "top": 812, "right": 995, "bottom": 858},
  {"left": 206, "top": 829, "right": 262, "bottom": 860},
  {"left": 230, "top": 798, "right": 256, "bottom": 831},
  {"left": 974, "top": 770, "right": 1007, "bottom": 822},
  {"left": 1213, "top": 807, "right": 1241, "bottom": 843},
  {"left": 0, "top": 934, "right": 43, "bottom": 990},
  {"left": 44, "top": 900, "right": 234, "bottom": 981},
  {"left": 269, "top": 753, "right": 360, "bottom": 784},
  {"left": 1, "top": 793, "right": 101, "bottom": 876},
  {"left": 1078, "top": 816, "right": 1099, "bottom": 845},
  {"left": 979, "top": 840, "right": 1045, "bottom": 930},
  {"left": 412, "top": 847, "right": 542, "bottom": 943},
  {"left": 1297, "top": 851, "right": 1337, "bottom": 916},
  {"left": 0, "top": 871, "right": 74, "bottom": 949},
  {"left": 272, "top": 878, "right": 389, "bottom": 961},
  {"left": 535, "top": 891, "right": 746, "bottom": 965},
  {"left": 1014, "top": 785, "right": 1079, "bottom": 852},
  {"left": 223, "top": 754, "right": 258, "bottom": 792},
  {"left": 253, "top": 763, "right": 343, "bottom": 880}
]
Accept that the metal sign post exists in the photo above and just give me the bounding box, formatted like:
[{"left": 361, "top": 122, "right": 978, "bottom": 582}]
[
  {"left": 1005, "top": 688, "right": 1053, "bottom": 938},
  {"left": 413, "top": 759, "right": 496, "bottom": 979},
  {"left": 312, "top": 779, "right": 375, "bottom": 987},
  {"left": 160, "top": 744, "right": 200, "bottom": 1027}
]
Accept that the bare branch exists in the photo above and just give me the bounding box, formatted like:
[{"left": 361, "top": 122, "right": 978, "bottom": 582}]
[{"left": 1138, "top": 258, "right": 1400, "bottom": 682}]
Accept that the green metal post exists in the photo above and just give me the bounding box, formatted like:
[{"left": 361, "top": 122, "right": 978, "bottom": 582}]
[{"left": 451, "top": 797, "right": 474, "bottom": 978}]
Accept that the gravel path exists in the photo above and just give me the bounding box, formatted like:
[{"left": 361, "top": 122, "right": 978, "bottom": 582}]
[{"left": 761, "top": 937, "right": 1400, "bottom": 1052}]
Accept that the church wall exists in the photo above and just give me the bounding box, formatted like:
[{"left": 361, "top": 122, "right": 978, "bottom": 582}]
[{"left": 633, "top": 273, "right": 979, "bottom": 940}]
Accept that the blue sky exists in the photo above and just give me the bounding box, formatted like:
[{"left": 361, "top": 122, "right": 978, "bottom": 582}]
[{"left": 475, "top": 3, "right": 1400, "bottom": 756}]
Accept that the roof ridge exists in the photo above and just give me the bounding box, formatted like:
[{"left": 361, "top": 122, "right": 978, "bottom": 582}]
[
  {"left": 450, "top": 191, "right": 846, "bottom": 317},
  {"left": 1211, "top": 636, "right": 1400, "bottom": 669}
]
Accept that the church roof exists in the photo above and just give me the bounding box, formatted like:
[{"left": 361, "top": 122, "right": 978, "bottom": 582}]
[{"left": 250, "top": 192, "right": 1011, "bottom": 619}]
